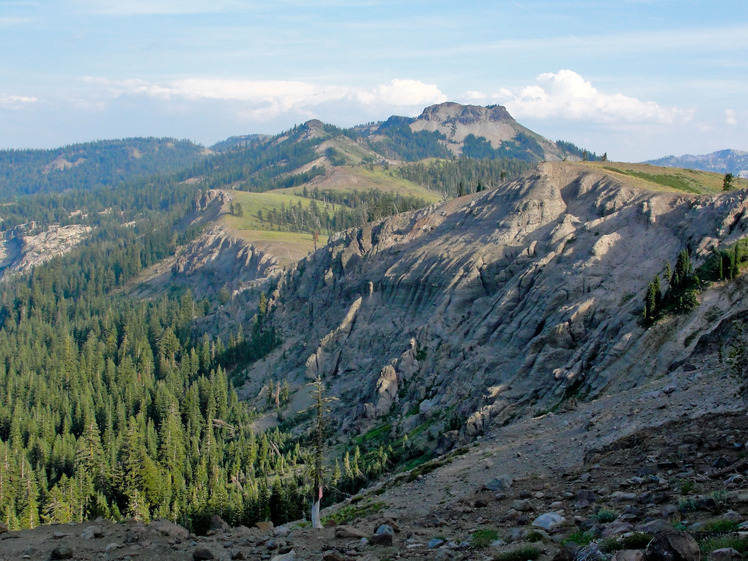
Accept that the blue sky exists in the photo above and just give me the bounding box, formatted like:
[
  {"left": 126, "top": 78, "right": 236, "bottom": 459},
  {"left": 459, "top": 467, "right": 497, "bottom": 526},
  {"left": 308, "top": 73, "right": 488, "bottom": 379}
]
[{"left": 1, "top": 0, "right": 747, "bottom": 161}]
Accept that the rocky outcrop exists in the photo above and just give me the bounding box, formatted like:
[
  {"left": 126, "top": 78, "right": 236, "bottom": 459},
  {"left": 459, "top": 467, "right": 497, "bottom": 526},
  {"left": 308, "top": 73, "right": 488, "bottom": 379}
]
[
  {"left": 240, "top": 162, "right": 748, "bottom": 445},
  {"left": 170, "top": 225, "right": 280, "bottom": 296},
  {"left": 0, "top": 224, "right": 93, "bottom": 279},
  {"left": 410, "top": 102, "right": 564, "bottom": 159}
]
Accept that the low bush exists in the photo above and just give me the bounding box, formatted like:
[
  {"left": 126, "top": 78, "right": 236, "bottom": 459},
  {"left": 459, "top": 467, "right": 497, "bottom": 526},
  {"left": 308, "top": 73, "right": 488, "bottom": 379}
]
[
  {"left": 493, "top": 545, "right": 542, "bottom": 561},
  {"left": 471, "top": 528, "right": 500, "bottom": 548}
]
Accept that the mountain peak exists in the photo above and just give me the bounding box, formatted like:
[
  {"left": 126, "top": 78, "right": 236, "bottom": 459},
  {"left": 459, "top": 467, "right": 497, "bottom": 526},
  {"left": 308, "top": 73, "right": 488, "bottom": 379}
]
[
  {"left": 417, "top": 102, "right": 514, "bottom": 125},
  {"left": 409, "top": 101, "right": 561, "bottom": 160},
  {"left": 645, "top": 148, "right": 748, "bottom": 177}
]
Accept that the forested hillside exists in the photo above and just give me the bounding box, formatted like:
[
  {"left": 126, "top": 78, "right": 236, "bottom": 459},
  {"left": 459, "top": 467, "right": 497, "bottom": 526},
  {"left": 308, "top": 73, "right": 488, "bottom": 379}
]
[
  {"left": 0, "top": 138, "right": 207, "bottom": 198},
  {"left": 0, "top": 104, "right": 610, "bottom": 533}
]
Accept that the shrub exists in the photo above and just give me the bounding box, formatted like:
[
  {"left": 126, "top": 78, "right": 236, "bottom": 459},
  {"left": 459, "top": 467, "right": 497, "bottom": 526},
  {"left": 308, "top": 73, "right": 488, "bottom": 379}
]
[
  {"left": 472, "top": 528, "right": 500, "bottom": 548},
  {"left": 563, "top": 530, "right": 595, "bottom": 546},
  {"left": 599, "top": 533, "right": 653, "bottom": 553},
  {"left": 619, "top": 533, "right": 653, "bottom": 550},
  {"left": 494, "top": 545, "right": 542, "bottom": 561},
  {"left": 599, "top": 537, "right": 621, "bottom": 554},
  {"left": 699, "top": 535, "right": 748, "bottom": 556},
  {"left": 678, "top": 498, "right": 698, "bottom": 512},
  {"left": 703, "top": 519, "right": 739, "bottom": 533},
  {"left": 525, "top": 530, "right": 545, "bottom": 543},
  {"left": 322, "top": 501, "right": 384, "bottom": 525},
  {"left": 678, "top": 479, "right": 696, "bottom": 494},
  {"left": 592, "top": 509, "right": 618, "bottom": 523}
]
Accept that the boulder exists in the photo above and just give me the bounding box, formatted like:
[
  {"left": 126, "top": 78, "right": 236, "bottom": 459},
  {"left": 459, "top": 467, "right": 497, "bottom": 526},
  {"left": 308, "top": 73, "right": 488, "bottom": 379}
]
[
  {"left": 150, "top": 518, "right": 189, "bottom": 539},
  {"left": 512, "top": 499, "right": 534, "bottom": 512},
  {"left": 335, "top": 525, "right": 367, "bottom": 539},
  {"left": 370, "top": 532, "right": 393, "bottom": 546},
  {"left": 645, "top": 532, "right": 700, "bottom": 561},
  {"left": 270, "top": 552, "right": 296, "bottom": 561},
  {"left": 637, "top": 519, "right": 674, "bottom": 534},
  {"left": 50, "top": 546, "right": 74, "bottom": 560},
  {"left": 612, "top": 551, "right": 647, "bottom": 561},
  {"left": 602, "top": 521, "right": 634, "bottom": 538},
  {"left": 256, "top": 521, "right": 274, "bottom": 532},
  {"left": 577, "top": 543, "right": 608, "bottom": 561},
  {"left": 274, "top": 526, "right": 291, "bottom": 538},
  {"left": 375, "top": 524, "right": 394, "bottom": 536},
  {"left": 80, "top": 525, "right": 104, "bottom": 539},
  {"left": 193, "top": 548, "right": 215, "bottom": 560},
  {"left": 708, "top": 549, "right": 742, "bottom": 561},
  {"left": 532, "top": 512, "right": 565, "bottom": 531},
  {"left": 210, "top": 514, "right": 230, "bottom": 532},
  {"left": 486, "top": 474, "right": 514, "bottom": 491}
]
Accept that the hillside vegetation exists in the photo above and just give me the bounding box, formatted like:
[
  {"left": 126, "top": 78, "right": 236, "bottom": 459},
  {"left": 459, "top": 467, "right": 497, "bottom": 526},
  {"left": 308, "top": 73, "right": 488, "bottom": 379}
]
[
  {"left": 589, "top": 161, "right": 748, "bottom": 194},
  {"left": 0, "top": 138, "right": 207, "bottom": 198}
]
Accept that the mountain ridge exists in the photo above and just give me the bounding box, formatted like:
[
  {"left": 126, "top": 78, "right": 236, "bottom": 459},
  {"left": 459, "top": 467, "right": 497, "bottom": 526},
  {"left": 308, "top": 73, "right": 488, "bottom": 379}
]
[
  {"left": 0, "top": 101, "right": 747, "bottom": 543},
  {"left": 645, "top": 148, "right": 748, "bottom": 178},
  {"left": 230, "top": 161, "right": 748, "bottom": 446}
]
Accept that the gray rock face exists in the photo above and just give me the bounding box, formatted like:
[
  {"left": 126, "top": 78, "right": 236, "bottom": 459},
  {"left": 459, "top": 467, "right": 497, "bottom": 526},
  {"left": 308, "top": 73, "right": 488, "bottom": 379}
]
[
  {"left": 239, "top": 162, "right": 748, "bottom": 446},
  {"left": 0, "top": 224, "right": 92, "bottom": 280},
  {"left": 171, "top": 225, "right": 280, "bottom": 295},
  {"left": 411, "top": 102, "right": 563, "bottom": 160}
]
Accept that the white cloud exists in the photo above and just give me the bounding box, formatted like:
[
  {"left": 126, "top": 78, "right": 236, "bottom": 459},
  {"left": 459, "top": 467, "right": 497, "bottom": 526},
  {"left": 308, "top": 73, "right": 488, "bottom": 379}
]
[
  {"left": 81, "top": 77, "right": 446, "bottom": 121},
  {"left": 725, "top": 108, "right": 738, "bottom": 126},
  {"left": 356, "top": 79, "right": 447, "bottom": 107},
  {"left": 0, "top": 94, "right": 38, "bottom": 109},
  {"left": 480, "top": 70, "right": 694, "bottom": 125}
]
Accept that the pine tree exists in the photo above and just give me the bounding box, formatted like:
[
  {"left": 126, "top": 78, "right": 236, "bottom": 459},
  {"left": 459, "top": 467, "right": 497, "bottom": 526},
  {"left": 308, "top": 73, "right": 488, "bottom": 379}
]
[{"left": 306, "top": 375, "right": 337, "bottom": 529}]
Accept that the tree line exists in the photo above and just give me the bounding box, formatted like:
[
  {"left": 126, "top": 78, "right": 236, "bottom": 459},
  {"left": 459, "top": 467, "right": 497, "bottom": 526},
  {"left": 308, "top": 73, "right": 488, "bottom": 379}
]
[{"left": 397, "top": 158, "right": 535, "bottom": 198}]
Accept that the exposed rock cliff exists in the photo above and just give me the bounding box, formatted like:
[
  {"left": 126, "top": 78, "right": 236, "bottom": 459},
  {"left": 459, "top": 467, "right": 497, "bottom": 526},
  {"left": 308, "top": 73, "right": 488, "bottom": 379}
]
[
  {"left": 239, "top": 162, "right": 748, "bottom": 445},
  {"left": 410, "top": 102, "right": 564, "bottom": 159},
  {"left": 132, "top": 189, "right": 282, "bottom": 300},
  {"left": 0, "top": 223, "right": 93, "bottom": 279},
  {"left": 171, "top": 225, "right": 281, "bottom": 294}
]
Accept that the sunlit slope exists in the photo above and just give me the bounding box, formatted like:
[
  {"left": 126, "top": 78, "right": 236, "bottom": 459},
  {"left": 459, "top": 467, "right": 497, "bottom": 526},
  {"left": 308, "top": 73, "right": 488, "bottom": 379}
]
[
  {"left": 585, "top": 161, "right": 748, "bottom": 194},
  {"left": 219, "top": 162, "right": 442, "bottom": 264}
]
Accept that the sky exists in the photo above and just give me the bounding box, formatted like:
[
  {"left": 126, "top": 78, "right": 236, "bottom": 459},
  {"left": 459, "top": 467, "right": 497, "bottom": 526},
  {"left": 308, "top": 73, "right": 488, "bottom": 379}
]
[{"left": 1, "top": 0, "right": 747, "bottom": 162}]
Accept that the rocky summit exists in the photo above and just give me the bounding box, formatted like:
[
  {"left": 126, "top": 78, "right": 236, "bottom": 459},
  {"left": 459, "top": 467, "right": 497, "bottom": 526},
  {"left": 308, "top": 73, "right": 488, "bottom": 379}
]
[{"left": 411, "top": 102, "right": 564, "bottom": 159}]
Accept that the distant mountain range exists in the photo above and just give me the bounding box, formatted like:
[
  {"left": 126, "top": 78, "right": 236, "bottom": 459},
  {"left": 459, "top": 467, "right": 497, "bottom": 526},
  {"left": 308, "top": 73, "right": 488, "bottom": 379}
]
[
  {"left": 0, "top": 137, "right": 209, "bottom": 197},
  {"left": 0, "top": 102, "right": 602, "bottom": 200},
  {"left": 645, "top": 149, "right": 748, "bottom": 178}
]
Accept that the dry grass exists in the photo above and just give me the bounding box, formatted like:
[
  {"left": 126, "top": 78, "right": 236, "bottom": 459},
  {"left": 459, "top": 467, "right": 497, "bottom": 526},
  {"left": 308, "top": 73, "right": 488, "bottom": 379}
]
[{"left": 583, "top": 161, "right": 746, "bottom": 194}]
